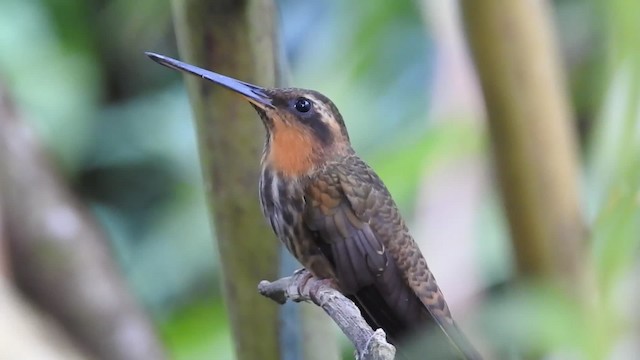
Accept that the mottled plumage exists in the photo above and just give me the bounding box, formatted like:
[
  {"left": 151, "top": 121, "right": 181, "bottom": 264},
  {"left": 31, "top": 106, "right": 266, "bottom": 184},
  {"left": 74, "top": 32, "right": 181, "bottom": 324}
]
[
  {"left": 261, "top": 152, "right": 478, "bottom": 359},
  {"left": 147, "top": 52, "right": 481, "bottom": 360}
]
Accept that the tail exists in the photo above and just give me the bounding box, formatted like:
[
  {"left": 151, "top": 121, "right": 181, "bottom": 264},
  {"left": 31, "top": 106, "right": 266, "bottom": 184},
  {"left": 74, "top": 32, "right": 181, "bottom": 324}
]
[
  {"left": 392, "top": 319, "right": 481, "bottom": 360},
  {"left": 419, "top": 304, "right": 482, "bottom": 360},
  {"left": 349, "top": 290, "right": 481, "bottom": 359},
  {"left": 440, "top": 321, "right": 482, "bottom": 360}
]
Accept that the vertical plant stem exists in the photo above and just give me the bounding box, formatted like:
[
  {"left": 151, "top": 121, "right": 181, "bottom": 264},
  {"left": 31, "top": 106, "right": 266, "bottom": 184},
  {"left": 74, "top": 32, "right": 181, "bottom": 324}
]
[
  {"left": 461, "top": 0, "right": 591, "bottom": 294},
  {"left": 169, "top": 1, "right": 334, "bottom": 359}
]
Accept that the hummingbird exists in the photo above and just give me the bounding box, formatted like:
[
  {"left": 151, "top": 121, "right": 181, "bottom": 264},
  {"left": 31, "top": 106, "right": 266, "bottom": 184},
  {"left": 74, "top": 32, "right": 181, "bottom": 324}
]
[{"left": 147, "top": 52, "right": 481, "bottom": 359}]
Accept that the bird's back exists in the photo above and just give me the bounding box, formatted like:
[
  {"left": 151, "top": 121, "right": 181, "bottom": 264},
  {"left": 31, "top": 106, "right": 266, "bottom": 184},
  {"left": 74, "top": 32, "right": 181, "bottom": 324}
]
[{"left": 305, "top": 155, "right": 480, "bottom": 359}]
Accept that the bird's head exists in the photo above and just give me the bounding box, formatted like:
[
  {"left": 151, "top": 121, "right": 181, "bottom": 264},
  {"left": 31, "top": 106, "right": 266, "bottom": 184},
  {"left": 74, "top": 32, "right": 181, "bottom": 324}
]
[{"left": 147, "top": 52, "right": 352, "bottom": 178}]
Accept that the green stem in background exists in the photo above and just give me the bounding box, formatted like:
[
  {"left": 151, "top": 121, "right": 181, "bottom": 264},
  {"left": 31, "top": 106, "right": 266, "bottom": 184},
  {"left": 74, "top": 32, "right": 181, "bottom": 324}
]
[
  {"left": 461, "top": 0, "right": 592, "bottom": 296},
  {"left": 169, "top": 1, "right": 338, "bottom": 359}
]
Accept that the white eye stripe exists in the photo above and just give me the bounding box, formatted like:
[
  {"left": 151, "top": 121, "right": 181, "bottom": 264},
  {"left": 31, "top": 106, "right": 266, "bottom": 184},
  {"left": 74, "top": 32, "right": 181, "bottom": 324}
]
[
  {"left": 304, "top": 95, "right": 329, "bottom": 122},
  {"left": 295, "top": 95, "right": 343, "bottom": 138}
]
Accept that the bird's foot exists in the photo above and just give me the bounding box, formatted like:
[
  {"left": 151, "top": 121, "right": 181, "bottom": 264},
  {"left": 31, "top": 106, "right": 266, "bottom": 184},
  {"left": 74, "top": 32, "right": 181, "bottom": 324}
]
[
  {"left": 292, "top": 267, "right": 308, "bottom": 276},
  {"left": 291, "top": 269, "right": 314, "bottom": 302},
  {"left": 289, "top": 269, "right": 339, "bottom": 303}
]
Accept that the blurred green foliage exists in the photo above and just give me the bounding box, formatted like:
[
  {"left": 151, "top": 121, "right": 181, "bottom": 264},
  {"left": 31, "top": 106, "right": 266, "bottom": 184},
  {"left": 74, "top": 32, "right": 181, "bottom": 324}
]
[
  {"left": 160, "top": 299, "right": 232, "bottom": 360},
  {"left": 0, "top": 0, "right": 638, "bottom": 359}
]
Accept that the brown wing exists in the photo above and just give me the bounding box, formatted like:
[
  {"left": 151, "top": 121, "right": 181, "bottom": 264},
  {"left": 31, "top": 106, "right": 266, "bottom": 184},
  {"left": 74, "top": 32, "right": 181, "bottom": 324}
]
[
  {"left": 305, "top": 172, "right": 426, "bottom": 338},
  {"left": 304, "top": 155, "right": 481, "bottom": 359}
]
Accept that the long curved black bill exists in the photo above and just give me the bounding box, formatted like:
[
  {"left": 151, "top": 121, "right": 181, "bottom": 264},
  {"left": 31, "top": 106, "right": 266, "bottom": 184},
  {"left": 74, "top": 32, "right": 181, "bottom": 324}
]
[{"left": 145, "top": 52, "right": 273, "bottom": 109}]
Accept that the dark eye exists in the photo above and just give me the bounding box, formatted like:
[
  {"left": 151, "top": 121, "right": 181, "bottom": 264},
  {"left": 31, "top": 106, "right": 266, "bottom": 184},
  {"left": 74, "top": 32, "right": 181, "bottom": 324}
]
[{"left": 294, "top": 97, "right": 312, "bottom": 113}]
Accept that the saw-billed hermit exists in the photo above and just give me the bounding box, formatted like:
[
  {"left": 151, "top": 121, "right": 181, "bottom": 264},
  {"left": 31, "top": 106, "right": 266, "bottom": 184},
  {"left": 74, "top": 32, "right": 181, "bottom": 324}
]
[{"left": 146, "top": 52, "right": 481, "bottom": 359}]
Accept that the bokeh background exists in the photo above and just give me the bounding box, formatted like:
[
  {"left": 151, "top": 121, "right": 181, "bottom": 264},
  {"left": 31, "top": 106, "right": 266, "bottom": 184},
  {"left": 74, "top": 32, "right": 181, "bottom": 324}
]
[{"left": 0, "top": 0, "right": 638, "bottom": 359}]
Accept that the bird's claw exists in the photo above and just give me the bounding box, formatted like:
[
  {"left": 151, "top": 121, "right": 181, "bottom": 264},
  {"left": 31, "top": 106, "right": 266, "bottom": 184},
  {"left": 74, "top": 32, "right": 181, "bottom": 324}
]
[{"left": 292, "top": 268, "right": 308, "bottom": 276}]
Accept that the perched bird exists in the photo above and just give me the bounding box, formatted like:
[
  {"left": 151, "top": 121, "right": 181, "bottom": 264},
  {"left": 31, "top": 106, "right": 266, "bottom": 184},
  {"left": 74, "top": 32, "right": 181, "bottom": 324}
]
[{"left": 147, "top": 52, "right": 481, "bottom": 359}]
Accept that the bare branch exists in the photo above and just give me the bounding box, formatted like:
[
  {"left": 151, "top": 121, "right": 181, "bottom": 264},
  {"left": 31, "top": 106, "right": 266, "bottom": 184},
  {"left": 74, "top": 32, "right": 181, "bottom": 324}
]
[
  {"left": 0, "top": 85, "right": 166, "bottom": 360},
  {"left": 258, "top": 270, "right": 396, "bottom": 360}
]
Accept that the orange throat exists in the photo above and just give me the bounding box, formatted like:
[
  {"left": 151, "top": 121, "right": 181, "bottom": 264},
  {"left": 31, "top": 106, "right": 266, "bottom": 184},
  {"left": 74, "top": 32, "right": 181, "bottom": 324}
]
[{"left": 266, "top": 125, "right": 319, "bottom": 177}]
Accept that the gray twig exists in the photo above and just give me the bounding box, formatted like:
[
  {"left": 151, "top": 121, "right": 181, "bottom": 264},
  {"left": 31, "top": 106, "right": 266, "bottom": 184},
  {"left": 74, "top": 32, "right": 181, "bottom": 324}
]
[{"left": 258, "top": 270, "right": 396, "bottom": 360}]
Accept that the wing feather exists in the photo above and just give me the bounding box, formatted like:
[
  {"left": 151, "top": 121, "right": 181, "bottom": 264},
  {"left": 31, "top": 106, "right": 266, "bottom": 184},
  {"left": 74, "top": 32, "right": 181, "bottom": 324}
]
[
  {"left": 305, "top": 171, "right": 429, "bottom": 342},
  {"left": 304, "top": 156, "right": 481, "bottom": 359}
]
